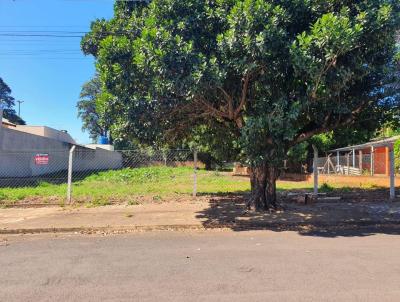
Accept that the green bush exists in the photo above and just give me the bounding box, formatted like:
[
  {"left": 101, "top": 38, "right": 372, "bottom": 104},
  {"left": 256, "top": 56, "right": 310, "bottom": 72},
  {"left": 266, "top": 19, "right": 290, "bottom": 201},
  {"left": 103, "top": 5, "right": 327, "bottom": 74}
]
[{"left": 319, "top": 183, "right": 334, "bottom": 193}]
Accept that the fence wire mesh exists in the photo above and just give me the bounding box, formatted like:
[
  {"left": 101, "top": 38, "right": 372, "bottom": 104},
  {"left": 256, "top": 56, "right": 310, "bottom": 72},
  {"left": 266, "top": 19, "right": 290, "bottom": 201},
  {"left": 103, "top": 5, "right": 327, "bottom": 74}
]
[
  {"left": 0, "top": 148, "right": 203, "bottom": 204},
  {"left": 316, "top": 150, "right": 390, "bottom": 176}
]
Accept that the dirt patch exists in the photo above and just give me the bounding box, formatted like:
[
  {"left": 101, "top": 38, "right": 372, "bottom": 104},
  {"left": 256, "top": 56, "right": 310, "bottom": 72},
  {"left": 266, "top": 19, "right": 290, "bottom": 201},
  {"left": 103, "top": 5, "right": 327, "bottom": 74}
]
[{"left": 195, "top": 193, "right": 400, "bottom": 232}]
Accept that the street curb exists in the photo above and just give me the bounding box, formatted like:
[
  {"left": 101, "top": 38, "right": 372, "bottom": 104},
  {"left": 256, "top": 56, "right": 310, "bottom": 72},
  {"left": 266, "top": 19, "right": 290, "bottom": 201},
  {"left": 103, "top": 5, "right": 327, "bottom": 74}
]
[
  {"left": 1, "top": 220, "right": 400, "bottom": 235},
  {"left": 0, "top": 225, "right": 208, "bottom": 235}
]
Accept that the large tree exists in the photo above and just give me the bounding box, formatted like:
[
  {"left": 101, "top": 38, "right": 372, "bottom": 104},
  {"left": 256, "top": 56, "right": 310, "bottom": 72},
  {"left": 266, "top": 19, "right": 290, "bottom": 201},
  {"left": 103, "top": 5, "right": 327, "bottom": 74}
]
[
  {"left": 82, "top": 0, "right": 400, "bottom": 210},
  {"left": 0, "top": 77, "right": 25, "bottom": 125}
]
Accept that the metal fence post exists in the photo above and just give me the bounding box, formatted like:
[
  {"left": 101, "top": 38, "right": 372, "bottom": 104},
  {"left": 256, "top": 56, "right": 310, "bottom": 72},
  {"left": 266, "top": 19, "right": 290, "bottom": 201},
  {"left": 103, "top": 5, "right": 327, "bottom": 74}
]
[
  {"left": 193, "top": 149, "right": 197, "bottom": 197},
  {"left": 67, "top": 145, "right": 76, "bottom": 203}
]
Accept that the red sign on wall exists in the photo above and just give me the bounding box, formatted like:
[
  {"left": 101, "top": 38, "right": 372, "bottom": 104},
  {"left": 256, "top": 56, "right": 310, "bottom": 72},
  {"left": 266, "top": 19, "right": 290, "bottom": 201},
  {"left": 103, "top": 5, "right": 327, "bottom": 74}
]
[{"left": 34, "top": 154, "right": 49, "bottom": 165}]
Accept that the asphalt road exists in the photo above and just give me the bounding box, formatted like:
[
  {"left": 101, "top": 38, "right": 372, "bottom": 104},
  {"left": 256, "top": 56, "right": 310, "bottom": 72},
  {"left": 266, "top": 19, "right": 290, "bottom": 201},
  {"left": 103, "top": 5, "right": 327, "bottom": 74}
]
[{"left": 1, "top": 229, "right": 400, "bottom": 302}]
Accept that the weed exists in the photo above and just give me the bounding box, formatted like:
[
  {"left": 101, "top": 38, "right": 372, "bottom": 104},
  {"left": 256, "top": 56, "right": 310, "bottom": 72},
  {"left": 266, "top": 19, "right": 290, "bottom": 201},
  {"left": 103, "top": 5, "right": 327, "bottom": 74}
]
[
  {"left": 0, "top": 191, "right": 6, "bottom": 201},
  {"left": 127, "top": 199, "right": 139, "bottom": 206},
  {"left": 319, "top": 183, "right": 334, "bottom": 193},
  {"left": 340, "top": 186, "right": 352, "bottom": 193},
  {"left": 152, "top": 195, "right": 163, "bottom": 202},
  {"left": 86, "top": 198, "right": 112, "bottom": 208},
  {"left": 37, "top": 181, "right": 52, "bottom": 188}
]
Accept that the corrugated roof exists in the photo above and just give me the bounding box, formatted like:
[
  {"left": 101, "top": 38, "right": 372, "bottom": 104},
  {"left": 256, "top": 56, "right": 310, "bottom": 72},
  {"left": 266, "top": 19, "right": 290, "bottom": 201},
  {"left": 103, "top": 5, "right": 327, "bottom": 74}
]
[{"left": 330, "top": 135, "right": 400, "bottom": 152}]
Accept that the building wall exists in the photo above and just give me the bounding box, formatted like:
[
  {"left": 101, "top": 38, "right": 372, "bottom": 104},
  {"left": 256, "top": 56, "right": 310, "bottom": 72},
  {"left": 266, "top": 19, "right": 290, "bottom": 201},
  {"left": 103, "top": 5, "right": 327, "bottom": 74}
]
[
  {"left": 13, "top": 125, "right": 76, "bottom": 144},
  {"left": 358, "top": 146, "right": 388, "bottom": 175},
  {"left": 0, "top": 125, "right": 122, "bottom": 178},
  {"left": 0, "top": 126, "right": 69, "bottom": 152}
]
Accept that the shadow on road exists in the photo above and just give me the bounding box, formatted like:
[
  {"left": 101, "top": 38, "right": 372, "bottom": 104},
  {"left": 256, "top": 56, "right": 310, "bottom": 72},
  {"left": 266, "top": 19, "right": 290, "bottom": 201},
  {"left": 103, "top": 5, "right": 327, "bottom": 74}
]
[{"left": 195, "top": 193, "right": 400, "bottom": 238}]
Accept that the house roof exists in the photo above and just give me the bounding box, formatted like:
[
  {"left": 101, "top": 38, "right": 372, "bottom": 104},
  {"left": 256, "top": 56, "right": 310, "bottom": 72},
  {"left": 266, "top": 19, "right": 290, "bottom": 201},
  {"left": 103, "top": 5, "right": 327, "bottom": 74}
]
[
  {"left": 1, "top": 118, "right": 16, "bottom": 127},
  {"left": 330, "top": 135, "right": 400, "bottom": 152}
]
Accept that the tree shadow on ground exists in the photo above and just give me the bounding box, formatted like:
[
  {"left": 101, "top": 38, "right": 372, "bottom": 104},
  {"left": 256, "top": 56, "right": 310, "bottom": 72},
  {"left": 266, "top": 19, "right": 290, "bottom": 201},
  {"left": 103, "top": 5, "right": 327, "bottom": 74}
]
[{"left": 195, "top": 193, "right": 400, "bottom": 238}]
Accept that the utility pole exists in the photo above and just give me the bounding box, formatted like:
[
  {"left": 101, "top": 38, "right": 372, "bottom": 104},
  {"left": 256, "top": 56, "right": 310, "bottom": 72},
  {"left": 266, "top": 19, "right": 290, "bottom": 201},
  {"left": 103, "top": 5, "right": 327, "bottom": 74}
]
[{"left": 17, "top": 100, "right": 24, "bottom": 116}]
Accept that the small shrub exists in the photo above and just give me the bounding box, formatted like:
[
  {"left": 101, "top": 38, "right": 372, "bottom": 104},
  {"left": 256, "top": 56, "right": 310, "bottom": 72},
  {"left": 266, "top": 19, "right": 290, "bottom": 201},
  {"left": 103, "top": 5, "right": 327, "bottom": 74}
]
[
  {"left": 340, "top": 186, "right": 352, "bottom": 193},
  {"left": 319, "top": 183, "right": 334, "bottom": 193}
]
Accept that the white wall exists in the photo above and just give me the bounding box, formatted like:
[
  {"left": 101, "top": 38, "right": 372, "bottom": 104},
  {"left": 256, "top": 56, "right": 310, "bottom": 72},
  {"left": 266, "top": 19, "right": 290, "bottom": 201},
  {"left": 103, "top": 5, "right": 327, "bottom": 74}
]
[{"left": 0, "top": 125, "right": 122, "bottom": 178}]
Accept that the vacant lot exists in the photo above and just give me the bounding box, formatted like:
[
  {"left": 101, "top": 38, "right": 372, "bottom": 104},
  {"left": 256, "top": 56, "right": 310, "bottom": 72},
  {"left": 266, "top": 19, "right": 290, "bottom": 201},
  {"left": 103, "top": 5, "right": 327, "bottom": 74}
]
[{"left": 0, "top": 166, "right": 392, "bottom": 206}]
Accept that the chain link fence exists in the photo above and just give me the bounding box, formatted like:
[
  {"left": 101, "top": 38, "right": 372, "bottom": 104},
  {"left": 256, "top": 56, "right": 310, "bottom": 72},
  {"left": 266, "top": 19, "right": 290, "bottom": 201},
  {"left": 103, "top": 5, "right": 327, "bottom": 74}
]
[
  {"left": 316, "top": 151, "right": 389, "bottom": 176},
  {"left": 0, "top": 147, "right": 205, "bottom": 204}
]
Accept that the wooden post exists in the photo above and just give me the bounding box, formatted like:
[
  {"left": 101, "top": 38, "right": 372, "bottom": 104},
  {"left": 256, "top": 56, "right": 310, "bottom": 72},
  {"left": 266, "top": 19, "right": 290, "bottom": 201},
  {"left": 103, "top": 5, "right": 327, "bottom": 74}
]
[
  {"left": 352, "top": 149, "right": 356, "bottom": 167},
  {"left": 312, "top": 145, "right": 318, "bottom": 195},
  {"left": 346, "top": 152, "right": 350, "bottom": 175},
  {"left": 359, "top": 150, "right": 363, "bottom": 173},
  {"left": 193, "top": 149, "right": 197, "bottom": 197},
  {"left": 67, "top": 145, "right": 76, "bottom": 203},
  {"left": 389, "top": 146, "right": 395, "bottom": 201},
  {"left": 370, "top": 146, "right": 374, "bottom": 176}
]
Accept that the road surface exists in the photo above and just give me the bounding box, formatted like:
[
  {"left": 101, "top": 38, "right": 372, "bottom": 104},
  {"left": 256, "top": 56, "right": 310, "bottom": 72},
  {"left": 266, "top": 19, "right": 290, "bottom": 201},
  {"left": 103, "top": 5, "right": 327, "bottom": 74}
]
[{"left": 1, "top": 229, "right": 400, "bottom": 301}]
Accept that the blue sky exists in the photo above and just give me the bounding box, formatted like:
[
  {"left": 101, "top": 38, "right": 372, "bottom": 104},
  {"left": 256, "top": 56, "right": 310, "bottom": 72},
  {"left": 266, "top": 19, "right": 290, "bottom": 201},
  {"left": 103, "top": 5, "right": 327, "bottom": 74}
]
[{"left": 0, "top": 0, "right": 115, "bottom": 144}]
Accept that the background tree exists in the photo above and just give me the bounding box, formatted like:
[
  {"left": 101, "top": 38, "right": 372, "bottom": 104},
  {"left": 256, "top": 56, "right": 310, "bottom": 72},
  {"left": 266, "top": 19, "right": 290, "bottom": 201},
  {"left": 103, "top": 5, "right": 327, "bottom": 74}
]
[
  {"left": 82, "top": 0, "right": 400, "bottom": 210},
  {"left": 77, "top": 76, "right": 115, "bottom": 143},
  {"left": 0, "top": 77, "right": 25, "bottom": 125}
]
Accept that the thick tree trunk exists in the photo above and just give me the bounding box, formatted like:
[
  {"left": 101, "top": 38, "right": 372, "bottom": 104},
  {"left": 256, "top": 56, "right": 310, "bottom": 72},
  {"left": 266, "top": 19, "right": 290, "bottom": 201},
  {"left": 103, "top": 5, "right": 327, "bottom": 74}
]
[
  {"left": 265, "top": 165, "right": 280, "bottom": 210},
  {"left": 247, "top": 162, "right": 280, "bottom": 211},
  {"left": 247, "top": 162, "right": 267, "bottom": 210}
]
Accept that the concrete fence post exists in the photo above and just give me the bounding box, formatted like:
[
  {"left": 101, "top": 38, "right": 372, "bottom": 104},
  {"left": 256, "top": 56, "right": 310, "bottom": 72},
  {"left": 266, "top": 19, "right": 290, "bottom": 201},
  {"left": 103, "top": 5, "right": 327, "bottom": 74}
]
[
  {"left": 67, "top": 145, "right": 76, "bottom": 203},
  {"left": 193, "top": 149, "right": 197, "bottom": 197},
  {"left": 312, "top": 145, "right": 318, "bottom": 195},
  {"left": 163, "top": 152, "right": 167, "bottom": 166},
  {"left": 336, "top": 151, "right": 340, "bottom": 168},
  {"left": 389, "top": 146, "right": 395, "bottom": 201},
  {"left": 371, "top": 146, "right": 374, "bottom": 176}
]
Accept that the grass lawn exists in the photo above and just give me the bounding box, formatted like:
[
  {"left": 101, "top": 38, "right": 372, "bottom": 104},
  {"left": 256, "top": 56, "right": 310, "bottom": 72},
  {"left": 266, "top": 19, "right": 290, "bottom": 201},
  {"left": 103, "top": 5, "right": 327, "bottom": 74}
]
[{"left": 0, "top": 166, "right": 384, "bottom": 206}]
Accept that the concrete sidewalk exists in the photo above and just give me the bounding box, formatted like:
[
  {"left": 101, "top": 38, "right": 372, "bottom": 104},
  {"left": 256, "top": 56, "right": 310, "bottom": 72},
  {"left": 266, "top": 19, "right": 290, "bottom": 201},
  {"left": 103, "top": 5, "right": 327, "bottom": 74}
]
[
  {"left": 0, "top": 202, "right": 209, "bottom": 234},
  {"left": 1, "top": 198, "right": 400, "bottom": 234}
]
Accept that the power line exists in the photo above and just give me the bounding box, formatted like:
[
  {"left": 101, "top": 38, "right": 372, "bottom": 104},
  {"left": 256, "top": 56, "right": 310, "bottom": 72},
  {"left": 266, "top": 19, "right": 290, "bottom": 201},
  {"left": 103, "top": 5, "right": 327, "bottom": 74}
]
[
  {"left": 0, "top": 25, "right": 88, "bottom": 28},
  {"left": 0, "top": 33, "right": 84, "bottom": 38},
  {"left": 0, "top": 30, "right": 88, "bottom": 34}
]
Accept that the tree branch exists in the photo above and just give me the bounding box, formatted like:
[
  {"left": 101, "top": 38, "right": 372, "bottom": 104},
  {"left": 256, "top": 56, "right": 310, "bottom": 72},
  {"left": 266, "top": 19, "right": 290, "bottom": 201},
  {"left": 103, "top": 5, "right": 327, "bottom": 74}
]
[
  {"left": 291, "top": 102, "right": 367, "bottom": 146},
  {"left": 217, "top": 86, "right": 234, "bottom": 119},
  {"left": 234, "top": 72, "right": 250, "bottom": 119}
]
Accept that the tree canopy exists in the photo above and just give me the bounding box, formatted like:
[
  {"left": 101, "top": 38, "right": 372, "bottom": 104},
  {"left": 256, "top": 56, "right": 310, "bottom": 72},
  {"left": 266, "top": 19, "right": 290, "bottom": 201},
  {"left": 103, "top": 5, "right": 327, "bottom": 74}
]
[
  {"left": 77, "top": 76, "right": 114, "bottom": 143},
  {"left": 82, "top": 0, "right": 400, "bottom": 210},
  {"left": 0, "top": 77, "right": 25, "bottom": 125}
]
